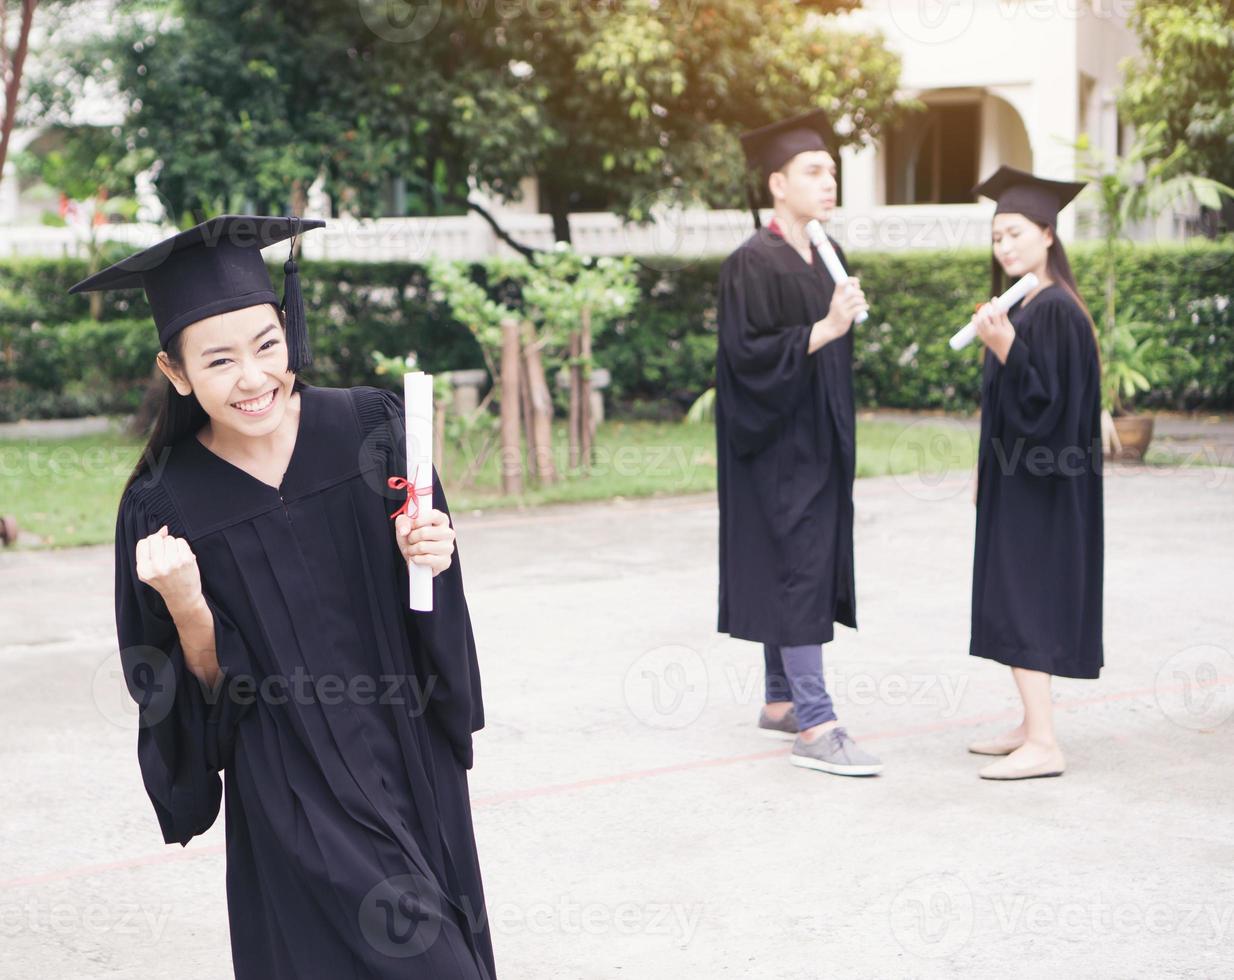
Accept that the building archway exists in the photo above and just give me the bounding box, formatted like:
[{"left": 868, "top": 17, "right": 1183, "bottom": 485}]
[{"left": 882, "top": 88, "right": 1032, "bottom": 205}]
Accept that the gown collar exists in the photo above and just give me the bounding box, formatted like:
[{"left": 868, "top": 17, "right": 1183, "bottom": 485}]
[
  {"left": 167, "top": 383, "right": 368, "bottom": 536},
  {"left": 766, "top": 216, "right": 816, "bottom": 269}
]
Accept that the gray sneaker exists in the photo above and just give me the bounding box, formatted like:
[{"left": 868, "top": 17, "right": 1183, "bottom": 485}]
[
  {"left": 790, "top": 726, "right": 884, "bottom": 776},
  {"left": 757, "top": 705, "right": 799, "bottom": 740}
]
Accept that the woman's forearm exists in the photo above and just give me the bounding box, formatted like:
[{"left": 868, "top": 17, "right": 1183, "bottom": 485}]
[{"left": 167, "top": 595, "right": 222, "bottom": 688}]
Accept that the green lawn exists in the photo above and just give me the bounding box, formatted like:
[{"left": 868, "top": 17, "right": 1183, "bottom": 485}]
[{"left": 1, "top": 416, "right": 981, "bottom": 549}]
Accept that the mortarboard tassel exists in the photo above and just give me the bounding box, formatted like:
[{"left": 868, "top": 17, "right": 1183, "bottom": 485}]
[
  {"left": 744, "top": 180, "right": 763, "bottom": 231},
  {"left": 280, "top": 217, "right": 312, "bottom": 372}
]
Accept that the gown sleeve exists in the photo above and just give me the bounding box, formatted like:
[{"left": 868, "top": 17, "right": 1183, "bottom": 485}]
[
  {"left": 716, "top": 246, "right": 816, "bottom": 456},
  {"left": 997, "top": 295, "right": 1093, "bottom": 475},
  {"left": 355, "top": 385, "right": 486, "bottom": 769},
  {"left": 114, "top": 479, "right": 254, "bottom": 846}
]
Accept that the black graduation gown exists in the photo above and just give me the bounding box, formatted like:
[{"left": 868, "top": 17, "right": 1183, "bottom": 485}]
[
  {"left": 970, "top": 285, "right": 1104, "bottom": 678},
  {"left": 113, "top": 382, "right": 497, "bottom": 979},
  {"left": 715, "top": 227, "right": 857, "bottom": 646}
]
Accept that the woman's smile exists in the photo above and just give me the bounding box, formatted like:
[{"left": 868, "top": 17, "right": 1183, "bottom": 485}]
[{"left": 231, "top": 387, "right": 278, "bottom": 416}]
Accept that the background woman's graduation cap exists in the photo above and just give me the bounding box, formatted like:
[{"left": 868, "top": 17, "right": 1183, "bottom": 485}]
[
  {"left": 972, "top": 166, "right": 1087, "bottom": 228},
  {"left": 68, "top": 215, "right": 324, "bottom": 372},
  {"left": 738, "top": 108, "right": 838, "bottom": 228}
]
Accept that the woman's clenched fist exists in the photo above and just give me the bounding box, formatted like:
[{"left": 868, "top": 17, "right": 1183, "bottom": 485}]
[{"left": 135, "top": 525, "right": 204, "bottom": 613}]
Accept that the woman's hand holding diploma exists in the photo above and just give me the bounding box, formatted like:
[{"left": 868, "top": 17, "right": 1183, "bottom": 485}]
[
  {"left": 973, "top": 298, "right": 1016, "bottom": 364},
  {"left": 394, "top": 509, "right": 456, "bottom": 578},
  {"left": 135, "top": 525, "right": 220, "bottom": 687}
]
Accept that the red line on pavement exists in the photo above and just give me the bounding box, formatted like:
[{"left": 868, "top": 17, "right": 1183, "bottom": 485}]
[{"left": 3, "top": 674, "right": 1228, "bottom": 891}]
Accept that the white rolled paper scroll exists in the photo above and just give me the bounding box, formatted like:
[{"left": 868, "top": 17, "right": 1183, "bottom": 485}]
[
  {"left": 948, "top": 273, "right": 1039, "bottom": 351},
  {"left": 805, "top": 219, "right": 868, "bottom": 324},
  {"left": 403, "top": 371, "right": 434, "bottom": 612}
]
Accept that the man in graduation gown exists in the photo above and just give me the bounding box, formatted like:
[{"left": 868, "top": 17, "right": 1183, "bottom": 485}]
[
  {"left": 75, "top": 217, "right": 496, "bottom": 978},
  {"left": 715, "top": 110, "right": 883, "bottom": 777}
]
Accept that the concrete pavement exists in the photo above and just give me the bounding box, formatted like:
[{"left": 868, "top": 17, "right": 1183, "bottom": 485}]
[{"left": 1, "top": 463, "right": 1232, "bottom": 978}]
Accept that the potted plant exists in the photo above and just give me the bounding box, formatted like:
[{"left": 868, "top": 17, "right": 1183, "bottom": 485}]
[
  {"left": 1100, "top": 316, "right": 1197, "bottom": 459},
  {"left": 1076, "top": 122, "right": 1233, "bottom": 459}
]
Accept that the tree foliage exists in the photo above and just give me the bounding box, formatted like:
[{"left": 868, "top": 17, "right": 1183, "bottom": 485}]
[{"left": 32, "top": 0, "right": 908, "bottom": 240}]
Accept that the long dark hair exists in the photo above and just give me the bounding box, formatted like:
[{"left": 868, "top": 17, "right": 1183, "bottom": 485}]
[
  {"left": 990, "top": 221, "right": 1097, "bottom": 342},
  {"left": 124, "top": 307, "right": 304, "bottom": 492}
]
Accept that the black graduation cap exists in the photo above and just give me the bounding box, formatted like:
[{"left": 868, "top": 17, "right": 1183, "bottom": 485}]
[
  {"left": 68, "top": 215, "right": 324, "bottom": 372},
  {"left": 972, "top": 166, "right": 1087, "bottom": 228},
  {"left": 739, "top": 108, "right": 837, "bottom": 178},
  {"left": 738, "top": 109, "right": 837, "bottom": 228}
]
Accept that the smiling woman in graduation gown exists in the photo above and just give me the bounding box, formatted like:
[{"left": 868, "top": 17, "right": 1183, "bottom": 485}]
[
  {"left": 715, "top": 227, "right": 857, "bottom": 646},
  {"left": 114, "top": 382, "right": 494, "bottom": 978},
  {"left": 80, "top": 215, "right": 496, "bottom": 979}
]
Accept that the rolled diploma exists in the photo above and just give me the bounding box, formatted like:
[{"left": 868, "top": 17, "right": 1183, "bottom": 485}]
[
  {"left": 404, "top": 371, "right": 434, "bottom": 612},
  {"left": 805, "top": 219, "right": 868, "bottom": 324},
  {"left": 949, "top": 273, "right": 1039, "bottom": 350}
]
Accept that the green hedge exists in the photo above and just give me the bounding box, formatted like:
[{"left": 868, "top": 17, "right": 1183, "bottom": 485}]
[{"left": 2, "top": 242, "right": 1231, "bottom": 422}]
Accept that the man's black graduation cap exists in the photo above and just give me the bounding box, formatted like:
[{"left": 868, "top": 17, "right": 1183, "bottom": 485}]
[
  {"left": 68, "top": 215, "right": 324, "bottom": 372},
  {"left": 972, "top": 166, "right": 1087, "bottom": 228},
  {"left": 738, "top": 109, "right": 837, "bottom": 228},
  {"left": 739, "top": 108, "right": 837, "bottom": 178}
]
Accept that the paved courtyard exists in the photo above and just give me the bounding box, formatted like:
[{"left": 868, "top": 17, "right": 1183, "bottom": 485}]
[{"left": 1, "top": 462, "right": 1232, "bottom": 978}]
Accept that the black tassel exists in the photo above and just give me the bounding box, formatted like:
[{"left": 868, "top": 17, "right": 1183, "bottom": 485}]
[
  {"left": 280, "top": 217, "right": 312, "bottom": 373},
  {"left": 744, "top": 181, "right": 762, "bottom": 230}
]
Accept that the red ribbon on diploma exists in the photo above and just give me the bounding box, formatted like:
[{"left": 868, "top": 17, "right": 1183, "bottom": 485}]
[{"left": 388, "top": 469, "right": 433, "bottom": 523}]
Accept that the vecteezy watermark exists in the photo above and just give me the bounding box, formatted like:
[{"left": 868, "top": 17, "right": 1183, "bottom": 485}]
[
  {"left": 886, "top": 0, "right": 976, "bottom": 46},
  {"left": 0, "top": 444, "right": 172, "bottom": 482},
  {"left": 989, "top": 896, "right": 1234, "bottom": 947},
  {"left": 893, "top": 885, "right": 1234, "bottom": 961},
  {"left": 722, "top": 663, "right": 970, "bottom": 718},
  {"left": 623, "top": 645, "right": 709, "bottom": 729},
  {"left": 0, "top": 898, "right": 173, "bottom": 942},
  {"left": 357, "top": 0, "right": 445, "bottom": 43},
  {"left": 358, "top": 872, "right": 445, "bottom": 959},
  {"left": 356, "top": 0, "right": 705, "bottom": 44},
  {"left": 890, "top": 417, "right": 978, "bottom": 502},
  {"left": 886, "top": 0, "right": 1134, "bottom": 47},
  {"left": 98, "top": 648, "right": 440, "bottom": 731},
  {"left": 1154, "top": 644, "right": 1234, "bottom": 732},
  {"left": 94, "top": 646, "right": 176, "bottom": 731},
  {"left": 987, "top": 436, "right": 1104, "bottom": 479},
  {"left": 491, "top": 897, "right": 703, "bottom": 943},
  {"left": 889, "top": 872, "right": 975, "bottom": 959}
]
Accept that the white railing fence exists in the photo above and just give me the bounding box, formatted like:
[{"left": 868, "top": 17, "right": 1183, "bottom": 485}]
[{"left": 0, "top": 203, "right": 1195, "bottom": 264}]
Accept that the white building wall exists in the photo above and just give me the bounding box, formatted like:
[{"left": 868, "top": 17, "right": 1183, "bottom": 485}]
[{"left": 833, "top": 0, "right": 1153, "bottom": 245}]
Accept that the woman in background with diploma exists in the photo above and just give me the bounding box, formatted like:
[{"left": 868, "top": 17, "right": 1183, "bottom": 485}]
[
  {"left": 74, "top": 216, "right": 496, "bottom": 978},
  {"left": 965, "top": 168, "right": 1104, "bottom": 781}
]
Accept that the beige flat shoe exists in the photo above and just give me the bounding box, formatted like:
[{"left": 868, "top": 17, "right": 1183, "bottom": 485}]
[
  {"left": 978, "top": 749, "right": 1066, "bottom": 780},
  {"left": 967, "top": 732, "right": 1026, "bottom": 756}
]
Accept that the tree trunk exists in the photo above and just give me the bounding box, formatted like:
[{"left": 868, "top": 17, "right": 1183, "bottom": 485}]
[
  {"left": 130, "top": 363, "right": 167, "bottom": 438},
  {"left": 433, "top": 394, "right": 446, "bottom": 481},
  {"left": 519, "top": 336, "right": 537, "bottom": 481},
  {"left": 539, "top": 178, "right": 573, "bottom": 245},
  {"left": 580, "top": 307, "right": 594, "bottom": 467},
  {"left": 522, "top": 320, "right": 557, "bottom": 484},
  {"left": 499, "top": 317, "right": 523, "bottom": 495},
  {"left": 567, "top": 330, "right": 581, "bottom": 470},
  {"left": 0, "top": 0, "right": 36, "bottom": 180},
  {"left": 290, "top": 178, "right": 307, "bottom": 219},
  {"left": 550, "top": 205, "right": 572, "bottom": 247}
]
